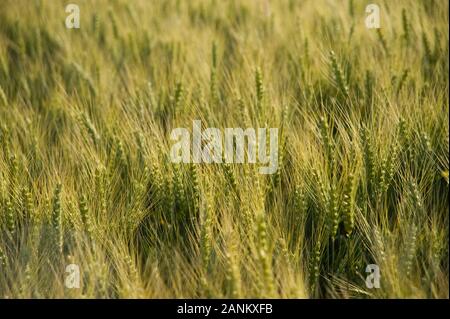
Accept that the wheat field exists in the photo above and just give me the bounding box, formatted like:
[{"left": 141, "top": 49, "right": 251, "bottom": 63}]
[{"left": 0, "top": 0, "right": 448, "bottom": 298}]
